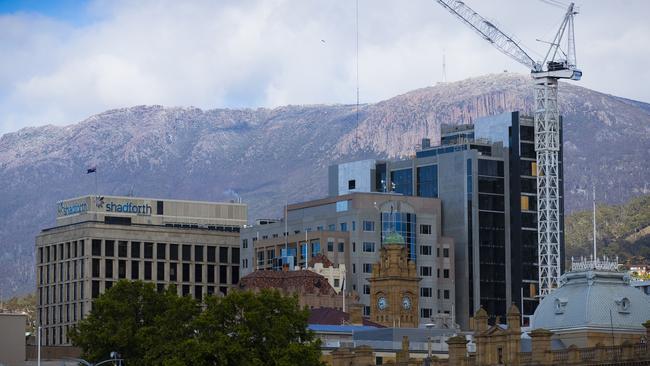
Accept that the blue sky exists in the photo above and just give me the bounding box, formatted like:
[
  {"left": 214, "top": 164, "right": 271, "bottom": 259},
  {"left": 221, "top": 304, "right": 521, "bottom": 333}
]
[{"left": 1, "top": 0, "right": 649, "bottom": 135}]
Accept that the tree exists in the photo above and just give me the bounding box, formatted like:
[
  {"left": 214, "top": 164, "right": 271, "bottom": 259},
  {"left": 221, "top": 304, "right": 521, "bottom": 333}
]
[
  {"left": 69, "top": 280, "right": 198, "bottom": 363},
  {"left": 190, "top": 289, "right": 324, "bottom": 366},
  {"left": 71, "top": 282, "right": 324, "bottom": 365}
]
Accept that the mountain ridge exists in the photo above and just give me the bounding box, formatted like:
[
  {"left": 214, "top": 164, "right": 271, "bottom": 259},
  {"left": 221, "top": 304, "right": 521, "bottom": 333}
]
[{"left": 1, "top": 72, "right": 649, "bottom": 297}]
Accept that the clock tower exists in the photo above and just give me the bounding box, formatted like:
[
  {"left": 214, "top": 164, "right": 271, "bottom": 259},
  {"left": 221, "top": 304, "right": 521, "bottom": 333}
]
[{"left": 368, "top": 232, "right": 421, "bottom": 328}]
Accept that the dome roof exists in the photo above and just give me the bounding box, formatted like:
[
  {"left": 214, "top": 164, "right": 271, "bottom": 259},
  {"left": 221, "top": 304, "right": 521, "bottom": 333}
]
[{"left": 532, "top": 265, "right": 650, "bottom": 332}]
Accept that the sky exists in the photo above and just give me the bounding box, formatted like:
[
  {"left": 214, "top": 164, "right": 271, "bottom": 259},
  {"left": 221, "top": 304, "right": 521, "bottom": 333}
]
[{"left": 1, "top": 0, "right": 649, "bottom": 135}]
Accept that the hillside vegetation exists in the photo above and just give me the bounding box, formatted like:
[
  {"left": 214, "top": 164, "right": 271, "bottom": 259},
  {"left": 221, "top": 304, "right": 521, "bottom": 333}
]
[{"left": 565, "top": 194, "right": 650, "bottom": 265}]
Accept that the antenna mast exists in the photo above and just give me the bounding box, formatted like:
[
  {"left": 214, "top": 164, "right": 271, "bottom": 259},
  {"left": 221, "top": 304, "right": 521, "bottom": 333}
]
[{"left": 592, "top": 185, "right": 597, "bottom": 260}]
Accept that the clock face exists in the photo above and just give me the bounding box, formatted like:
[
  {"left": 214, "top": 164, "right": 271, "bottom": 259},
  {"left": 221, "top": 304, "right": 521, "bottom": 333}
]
[
  {"left": 402, "top": 296, "right": 412, "bottom": 310},
  {"left": 377, "top": 296, "right": 388, "bottom": 311}
]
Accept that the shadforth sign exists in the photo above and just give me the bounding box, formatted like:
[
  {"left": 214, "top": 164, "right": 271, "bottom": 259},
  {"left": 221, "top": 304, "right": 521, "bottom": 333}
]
[
  {"left": 57, "top": 201, "right": 88, "bottom": 216},
  {"left": 105, "top": 202, "right": 152, "bottom": 216}
]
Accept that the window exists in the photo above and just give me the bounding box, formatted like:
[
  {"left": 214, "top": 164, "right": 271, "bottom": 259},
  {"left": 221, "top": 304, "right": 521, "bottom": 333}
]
[
  {"left": 443, "top": 248, "right": 450, "bottom": 258},
  {"left": 91, "top": 281, "right": 100, "bottom": 299},
  {"left": 353, "top": 263, "right": 356, "bottom": 273},
  {"left": 182, "top": 245, "right": 191, "bottom": 261},
  {"left": 118, "top": 260, "right": 126, "bottom": 279},
  {"left": 195, "top": 286, "right": 202, "bottom": 301},
  {"left": 157, "top": 243, "right": 166, "bottom": 260},
  {"left": 105, "top": 240, "right": 114, "bottom": 257},
  {"left": 92, "top": 240, "right": 101, "bottom": 256},
  {"left": 348, "top": 179, "right": 356, "bottom": 190},
  {"left": 443, "top": 269, "right": 450, "bottom": 278},
  {"left": 232, "top": 248, "right": 240, "bottom": 264},
  {"left": 92, "top": 259, "right": 100, "bottom": 277},
  {"left": 352, "top": 221, "right": 356, "bottom": 231},
  {"left": 170, "top": 244, "right": 178, "bottom": 260},
  {"left": 118, "top": 241, "right": 128, "bottom": 257},
  {"left": 144, "top": 243, "right": 153, "bottom": 259},
  {"left": 195, "top": 246, "right": 204, "bottom": 262},
  {"left": 363, "top": 284, "right": 370, "bottom": 295},
  {"left": 207, "top": 265, "right": 215, "bottom": 283},
  {"left": 105, "top": 259, "right": 113, "bottom": 278},
  {"left": 327, "top": 241, "right": 334, "bottom": 252},
  {"left": 144, "top": 262, "right": 152, "bottom": 280},
  {"left": 420, "top": 266, "right": 432, "bottom": 276},
  {"left": 195, "top": 264, "right": 203, "bottom": 282},
  {"left": 207, "top": 247, "right": 216, "bottom": 262},
  {"left": 363, "top": 220, "right": 375, "bottom": 232},
  {"left": 328, "top": 224, "right": 336, "bottom": 231},
  {"left": 419, "top": 245, "right": 432, "bottom": 255},
  {"left": 420, "top": 224, "right": 432, "bottom": 235},
  {"left": 391, "top": 168, "right": 413, "bottom": 195},
  {"left": 182, "top": 264, "right": 190, "bottom": 282},
  {"left": 362, "top": 242, "right": 375, "bottom": 252},
  {"left": 157, "top": 262, "right": 165, "bottom": 281},
  {"left": 363, "top": 263, "right": 373, "bottom": 273},
  {"left": 242, "top": 239, "right": 248, "bottom": 249},
  {"left": 131, "top": 242, "right": 140, "bottom": 258},
  {"left": 219, "top": 247, "right": 229, "bottom": 263},
  {"left": 219, "top": 266, "right": 228, "bottom": 284},
  {"left": 340, "top": 222, "right": 348, "bottom": 232},
  {"left": 231, "top": 266, "right": 239, "bottom": 284},
  {"left": 420, "top": 287, "right": 432, "bottom": 297},
  {"left": 444, "top": 290, "right": 450, "bottom": 299},
  {"left": 170, "top": 263, "right": 177, "bottom": 282},
  {"left": 334, "top": 278, "right": 340, "bottom": 287},
  {"left": 420, "top": 308, "right": 433, "bottom": 318},
  {"left": 131, "top": 261, "right": 139, "bottom": 279},
  {"left": 338, "top": 242, "right": 345, "bottom": 252},
  {"left": 417, "top": 165, "right": 438, "bottom": 198}
]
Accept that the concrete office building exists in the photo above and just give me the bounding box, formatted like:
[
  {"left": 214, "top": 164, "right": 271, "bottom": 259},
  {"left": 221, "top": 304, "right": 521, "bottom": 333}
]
[
  {"left": 36, "top": 195, "right": 247, "bottom": 346},
  {"left": 328, "top": 111, "right": 564, "bottom": 329},
  {"left": 240, "top": 192, "right": 455, "bottom": 325}
]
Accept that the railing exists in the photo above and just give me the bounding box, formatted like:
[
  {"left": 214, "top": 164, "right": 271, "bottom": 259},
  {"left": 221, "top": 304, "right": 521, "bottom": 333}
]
[
  {"left": 578, "top": 347, "right": 595, "bottom": 362},
  {"left": 519, "top": 352, "right": 532, "bottom": 364},
  {"left": 551, "top": 349, "right": 569, "bottom": 362}
]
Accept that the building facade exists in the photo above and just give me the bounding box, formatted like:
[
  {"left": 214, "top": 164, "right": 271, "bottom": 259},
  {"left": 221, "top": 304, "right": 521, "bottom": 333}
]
[
  {"left": 328, "top": 111, "right": 564, "bottom": 329},
  {"left": 240, "top": 192, "right": 455, "bottom": 326},
  {"left": 36, "top": 195, "right": 247, "bottom": 346}
]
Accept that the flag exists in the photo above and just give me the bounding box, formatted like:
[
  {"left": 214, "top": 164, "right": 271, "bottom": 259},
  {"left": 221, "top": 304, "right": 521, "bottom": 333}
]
[{"left": 87, "top": 167, "right": 97, "bottom": 174}]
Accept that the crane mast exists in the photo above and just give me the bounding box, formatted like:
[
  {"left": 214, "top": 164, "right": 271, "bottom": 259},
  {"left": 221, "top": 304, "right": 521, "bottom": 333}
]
[{"left": 435, "top": 0, "right": 581, "bottom": 299}]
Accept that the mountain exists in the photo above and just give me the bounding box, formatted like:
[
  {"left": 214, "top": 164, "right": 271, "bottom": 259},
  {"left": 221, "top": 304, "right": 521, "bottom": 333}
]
[
  {"left": 565, "top": 194, "right": 650, "bottom": 264},
  {"left": 1, "top": 73, "right": 650, "bottom": 297}
]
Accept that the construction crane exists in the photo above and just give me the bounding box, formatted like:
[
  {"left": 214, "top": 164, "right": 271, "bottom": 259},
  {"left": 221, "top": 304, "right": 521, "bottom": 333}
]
[{"left": 435, "top": 0, "right": 581, "bottom": 298}]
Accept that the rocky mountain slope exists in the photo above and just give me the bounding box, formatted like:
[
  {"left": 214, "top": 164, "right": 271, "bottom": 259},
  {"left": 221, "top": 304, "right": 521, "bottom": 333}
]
[{"left": 1, "top": 73, "right": 649, "bottom": 297}]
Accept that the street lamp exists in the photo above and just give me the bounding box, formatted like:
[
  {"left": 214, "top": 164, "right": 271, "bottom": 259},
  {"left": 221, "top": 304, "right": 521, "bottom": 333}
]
[{"left": 425, "top": 322, "right": 435, "bottom": 359}]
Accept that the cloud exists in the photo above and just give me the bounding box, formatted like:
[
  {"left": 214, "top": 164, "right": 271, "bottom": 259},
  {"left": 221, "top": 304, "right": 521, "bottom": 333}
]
[{"left": 1, "top": 0, "right": 649, "bottom": 134}]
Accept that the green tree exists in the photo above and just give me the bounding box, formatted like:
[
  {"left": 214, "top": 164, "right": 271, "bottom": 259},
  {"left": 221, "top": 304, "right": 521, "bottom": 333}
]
[
  {"left": 71, "top": 282, "right": 323, "bottom": 365},
  {"left": 69, "top": 280, "right": 197, "bottom": 363},
  {"left": 190, "top": 289, "right": 324, "bottom": 366}
]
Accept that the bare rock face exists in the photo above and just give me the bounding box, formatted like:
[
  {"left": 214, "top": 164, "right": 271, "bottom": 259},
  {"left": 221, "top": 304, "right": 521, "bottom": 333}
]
[{"left": 1, "top": 73, "right": 649, "bottom": 297}]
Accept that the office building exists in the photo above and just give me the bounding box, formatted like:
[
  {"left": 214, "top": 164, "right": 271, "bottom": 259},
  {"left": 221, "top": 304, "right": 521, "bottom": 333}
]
[
  {"left": 36, "top": 195, "right": 247, "bottom": 346},
  {"left": 240, "top": 192, "right": 455, "bottom": 326},
  {"left": 328, "top": 111, "right": 565, "bottom": 329}
]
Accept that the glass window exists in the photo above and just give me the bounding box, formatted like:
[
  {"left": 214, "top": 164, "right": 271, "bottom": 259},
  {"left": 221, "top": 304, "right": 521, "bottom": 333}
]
[
  {"left": 340, "top": 222, "right": 348, "bottom": 232},
  {"left": 419, "top": 245, "right": 432, "bottom": 255},
  {"left": 444, "top": 269, "right": 450, "bottom": 278},
  {"left": 232, "top": 248, "right": 240, "bottom": 264},
  {"left": 444, "top": 290, "right": 450, "bottom": 299},
  {"left": 242, "top": 239, "right": 248, "bottom": 249},
  {"left": 207, "top": 247, "right": 216, "bottom": 262},
  {"left": 231, "top": 266, "right": 239, "bottom": 284},
  {"left": 169, "top": 263, "right": 177, "bottom": 282},
  {"left": 478, "top": 159, "right": 504, "bottom": 177},
  {"left": 363, "top": 284, "right": 370, "bottom": 294},
  {"left": 105, "top": 241, "right": 114, "bottom": 257},
  {"left": 443, "top": 248, "right": 450, "bottom": 258},
  {"left": 327, "top": 241, "right": 334, "bottom": 252},
  {"left": 390, "top": 168, "right": 413, "bottom": 196},
  {"left": 170, "top": 244, "right": 178, "bottom": 260},
  {"left": 219, "top": 266, "right": 228, "bottom": 284},
  {"left": 420, "top": 287, "right": 432, "bottom": 297},
  {"left": 157, "top": 262, "right": 165, "bottom": 281},
  {"left": 131, "top": 242, "right": 140, "bottom": 258},
  {"left": 348, "top": 180, "right": 356, "bottom": 189},
  {"left": 182, "top": 245, "right": 191, "bottom": 261},
  {"left": 131, "top": 261, "right": 139, "bottom": 279},
  {"left": 363, "top": 263, "right": 372, "bottom": 273},
  {"left": 363, "top": 221, "right": 375, "bottom": 232},
  {"left": 420, "top": 224, "right": 432, "bottom": 235},
  {"left": 420, "top": 266, "right": 432, "bottom": 276},
  {"left": 219, "top": 247, "right": 229, "bottom": 263},
  {"left": 421, "top": 308, "right": 433, "bottom": 318},
  {"left": 337, "top": 242, "right": 344, "bottom": 252},
  {"left": 92, "top": 240, "right": 101, "bottom": 256},
  {"left": 362, "top": 242, "right": 375, "bottom": 252},
  {"left": 207, "top": 265, "right": 215, "bottom": 283},
  {"left": 182, "top": 264, "right": 190, "bottom": 282},
  {"left": 118, "top": 260, "right": 126, "bottom": 279},
  {"left": 118, "top": 241, "right": 128, "bottom": 257},
  {"left": 91, "top": 259, "right": 100, "bottom": 278},
  {"left": 105, "top": 259, "right": 113, "bottom": 278},
  {"left": 195, "top": 264, "right": 203, "bottom": 282},
  {"left": 144, "top": 243, "right": 153, "bottom": 259},
  {"left": 381, "top": 211, "right": 417, "bottom": 260},
  {"left": 417, "top": 165, "right": 438, "bottom": 198},
  {"left": 157, "top": 243, "right": 166, "bottom": 260},
  {"left": 144, "top": 262, "right": 152, "bottom": 280},
  {"left": 195, "top": 246, "right": 204, "bottom": 262},
  {"left": 91, "top": 281, "right": 100, "bottom": 299}
]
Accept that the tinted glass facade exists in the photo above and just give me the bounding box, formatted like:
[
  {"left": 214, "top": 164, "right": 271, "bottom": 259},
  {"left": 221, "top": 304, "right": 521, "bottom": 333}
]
[{"left": 381, "top": 212, "right": 416, "bottom": 260}]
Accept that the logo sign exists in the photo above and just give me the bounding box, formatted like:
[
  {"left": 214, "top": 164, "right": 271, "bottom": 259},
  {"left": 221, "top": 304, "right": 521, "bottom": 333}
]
[
  {"left": 57, "top": 200, "right": 89, "bottom": 217},
  {"left": 105, "top": 201, "right": 152, "bottom": 216}
]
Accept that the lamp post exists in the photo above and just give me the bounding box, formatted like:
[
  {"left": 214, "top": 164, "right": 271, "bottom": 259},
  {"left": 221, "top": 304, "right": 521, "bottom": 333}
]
[{"left": 425, "top": 322, "right": 435, "bottom": 359}]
